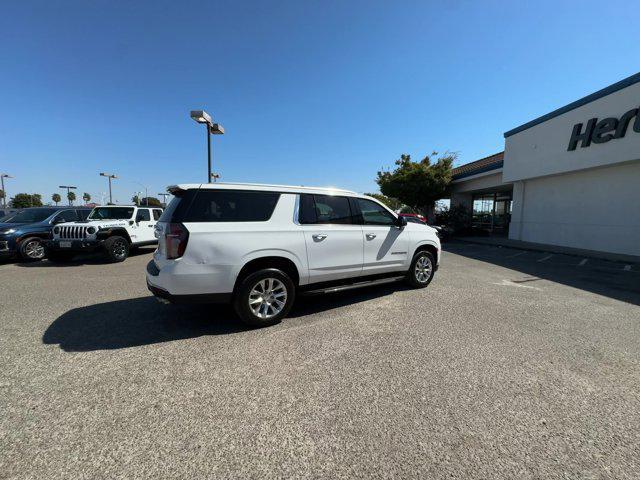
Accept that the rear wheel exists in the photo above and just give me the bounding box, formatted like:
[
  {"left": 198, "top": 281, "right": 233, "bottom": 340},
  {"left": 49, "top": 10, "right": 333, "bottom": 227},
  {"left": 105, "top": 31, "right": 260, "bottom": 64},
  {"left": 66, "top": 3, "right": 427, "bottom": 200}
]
[
  {"left": 405, "top": 250, "right": 435, "bottom": 288},
  {"left": 104, "top": 236, "right": 130, "bottom": 263},
  {"left": 47, "top": 251, "right": 76, "bottom": 263},
  {"left": 234, "top": 268, "right": 295, "bottom": 327},
  {"left": 19, "top": 237, "right": 46, "bottom": 261}
]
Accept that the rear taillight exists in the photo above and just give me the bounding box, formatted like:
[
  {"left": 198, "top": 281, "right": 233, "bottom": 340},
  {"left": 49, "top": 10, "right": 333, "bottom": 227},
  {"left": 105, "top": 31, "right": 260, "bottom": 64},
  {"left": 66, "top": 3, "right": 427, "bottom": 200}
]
[{"left": 165, "top": 222, "right": 189, "bottom": 259}]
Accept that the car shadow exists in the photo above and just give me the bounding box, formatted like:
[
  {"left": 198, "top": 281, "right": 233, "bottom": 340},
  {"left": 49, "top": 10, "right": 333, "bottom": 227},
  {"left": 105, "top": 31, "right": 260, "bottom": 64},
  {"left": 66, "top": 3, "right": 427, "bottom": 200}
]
[
  {"left": 44, "top": 283, "right": 409, "bottom": 352},
  {"left": 445, "top": 241, "right": 640, "bottom": 306},
  {"left": 17, "top": 247, "right": 155, "bottom": 267}
]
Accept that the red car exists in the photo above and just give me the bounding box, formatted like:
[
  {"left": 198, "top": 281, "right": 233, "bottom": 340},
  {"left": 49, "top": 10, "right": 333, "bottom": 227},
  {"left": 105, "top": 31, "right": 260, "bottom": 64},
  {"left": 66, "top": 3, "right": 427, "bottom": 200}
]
[{"left": 399, "top": 213, "right": 426, "bottom": 224}]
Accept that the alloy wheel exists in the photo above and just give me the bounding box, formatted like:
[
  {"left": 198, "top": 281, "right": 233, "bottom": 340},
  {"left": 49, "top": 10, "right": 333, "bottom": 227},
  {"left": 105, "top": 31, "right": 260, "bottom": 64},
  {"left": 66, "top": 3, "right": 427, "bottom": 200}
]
[
  {"left": 248, "top": 278, "right": 288, "bottom": 319},
  {"left": 415, "top": 255, "right": 433, "bottom": 283},
  {"left": 25, "top": 240, "right": 45, "bottom": 259}
]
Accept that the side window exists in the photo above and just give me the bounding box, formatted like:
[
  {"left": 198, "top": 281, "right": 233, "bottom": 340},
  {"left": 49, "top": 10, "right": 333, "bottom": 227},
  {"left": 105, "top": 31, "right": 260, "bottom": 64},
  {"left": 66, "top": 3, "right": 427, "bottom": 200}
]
[
  {"left": 356, "top": 198, "right": 396, "bottom": 226},
  {"left": 55, "top": 210, "right": 78, "bottom": 223},
  {"left": 152, "top": 209, "right": 162, "bottom": 220},
  {"left": 183, "top": 191, "right": 280, "bottom": 222},
  {"left": 298, "top": 194, "right": 317, "bottom": 224},
  {"left": 300, "top": 194, "right": 355, "bottom": 225},
  {"left": 136, "top": 209, "right": 151, "bottom": 222}
]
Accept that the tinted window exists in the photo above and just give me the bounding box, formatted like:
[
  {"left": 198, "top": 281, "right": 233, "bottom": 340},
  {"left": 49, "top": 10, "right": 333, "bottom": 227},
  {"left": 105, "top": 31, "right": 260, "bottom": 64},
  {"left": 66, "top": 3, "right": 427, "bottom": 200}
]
[
  {"left": 184, "top": 190, "right": 280, "bottom": 222},
  {"left": 299, "top": 194, "right": 355, "bottom": 225},
  {"left": 153, "top": 209, "right": 162, "bottom": 220},
  {"left": 89, "top": 207, "right": 135, "bottom": 220},
  {"left": 54, "top": 210, "right": 78, "bottom": 223},
  {"left": 5, "top": 208, "right": 58, "bottom": 223},
  {"left": 357, "top": 198, "right": 396, "bottom": 226},
  {"left": 136, "top": 209, "right": 151, "bottom": 221},
  {"left": 77, "top": 210, "right": 91, "bottom": 221}
]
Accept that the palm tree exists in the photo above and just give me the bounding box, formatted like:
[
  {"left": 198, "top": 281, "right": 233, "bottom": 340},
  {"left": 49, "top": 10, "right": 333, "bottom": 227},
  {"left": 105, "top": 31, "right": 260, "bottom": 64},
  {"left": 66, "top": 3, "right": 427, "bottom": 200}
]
[
  {"left": 82, "top": 192, "right": 91, "bottom": 204},
  {"left": 67, "top": 191, "right": 76, "bottom": 206},
  {"left": 52, "top": 193, "right": 61, "bottom": 206}
]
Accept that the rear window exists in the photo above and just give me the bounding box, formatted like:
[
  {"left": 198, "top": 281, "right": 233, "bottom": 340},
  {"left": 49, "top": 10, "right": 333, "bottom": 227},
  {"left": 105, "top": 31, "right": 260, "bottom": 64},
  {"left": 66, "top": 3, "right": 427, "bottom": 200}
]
[
  {"left": 178, "top": 190, "right": 280, "bottom": 222},
  {"left": 299, "top": 194, "right": 356, "bottom": 224}
]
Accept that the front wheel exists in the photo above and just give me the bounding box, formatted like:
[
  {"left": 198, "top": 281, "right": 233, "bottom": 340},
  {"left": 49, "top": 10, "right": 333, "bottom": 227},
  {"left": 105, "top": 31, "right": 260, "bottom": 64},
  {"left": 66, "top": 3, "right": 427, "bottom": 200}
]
[
  {"left": 104, "top": 236, "right": 130, "bottom": 263},
  {"left": 19, "top": 237, "right": 46, "bottom": 261},
  {"left": 234, "top": 268, "right": 295, "bottom": 327},
  {"left": 405, "top": 251, "right": 435, "bottom": 288}
]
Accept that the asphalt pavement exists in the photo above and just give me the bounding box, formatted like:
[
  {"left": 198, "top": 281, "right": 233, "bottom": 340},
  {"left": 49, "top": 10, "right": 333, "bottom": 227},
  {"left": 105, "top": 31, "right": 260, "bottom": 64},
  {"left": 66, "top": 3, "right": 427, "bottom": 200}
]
[{"left": 1, "top": 243, "right": 639, "bottom": 479}]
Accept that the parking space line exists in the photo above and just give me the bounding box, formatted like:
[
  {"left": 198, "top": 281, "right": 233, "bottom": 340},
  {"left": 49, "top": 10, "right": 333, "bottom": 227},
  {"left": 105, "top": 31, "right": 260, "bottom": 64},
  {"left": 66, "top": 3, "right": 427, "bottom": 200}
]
[
  {"left": 506, "top": 251, "right": 527, "bottom": 258},
  {"left": 537, "top": 254, "right": 553, "bottom": 263},
  {"left": 578, "top": 258, "right": 588, "bottom": 266},
  {"left": 624, "top": 265, "right": 632, "bottom": 271}
]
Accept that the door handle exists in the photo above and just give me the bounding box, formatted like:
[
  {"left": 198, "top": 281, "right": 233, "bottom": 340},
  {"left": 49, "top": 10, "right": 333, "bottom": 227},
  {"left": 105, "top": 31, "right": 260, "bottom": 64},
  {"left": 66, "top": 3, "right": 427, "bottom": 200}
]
[
  {"left": 366, "top": 233, "right": 377, "bottom": 239},
  {"left": 312, "top": 234, "right": 327, "bottom": 240}
]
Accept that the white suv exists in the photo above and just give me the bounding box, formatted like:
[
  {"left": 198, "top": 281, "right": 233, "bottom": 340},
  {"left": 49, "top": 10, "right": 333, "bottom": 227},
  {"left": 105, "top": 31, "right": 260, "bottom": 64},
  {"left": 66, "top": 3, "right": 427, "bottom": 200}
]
[{"left": 147, "top": 183, "right": 441, "bottom": 327}]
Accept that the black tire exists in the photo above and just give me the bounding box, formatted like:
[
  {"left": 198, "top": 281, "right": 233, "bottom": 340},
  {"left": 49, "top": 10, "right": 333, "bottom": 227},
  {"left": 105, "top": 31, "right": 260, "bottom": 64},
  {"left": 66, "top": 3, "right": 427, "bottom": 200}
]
[
  {"left": 19, "top": 237, "right": 46, "bottom": 261},
  {"left": 47, "top": 251, "right": 76, "bottom": 263},
  {"left": 405, "top": 250, "right": 435, "bottom": 288},
  {"left": 104, "top": 235, "right": 130, "bottom": 263},
  {"left": 233, "top": 268, "right": 296, "bottom": 327}
]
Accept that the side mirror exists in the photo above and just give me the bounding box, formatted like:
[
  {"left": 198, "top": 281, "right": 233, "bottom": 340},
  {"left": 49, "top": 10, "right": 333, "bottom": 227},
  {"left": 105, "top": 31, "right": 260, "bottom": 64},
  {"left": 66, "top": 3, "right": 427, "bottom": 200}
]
[
  {"left": 397, "top": 216, "right": 407, "bottom": 227},
  {"left": 129, "top": 220, "right": 135, "bottom": 226},
  {"left": 53, "top": 217, "right": 66, "bottom": 224}
]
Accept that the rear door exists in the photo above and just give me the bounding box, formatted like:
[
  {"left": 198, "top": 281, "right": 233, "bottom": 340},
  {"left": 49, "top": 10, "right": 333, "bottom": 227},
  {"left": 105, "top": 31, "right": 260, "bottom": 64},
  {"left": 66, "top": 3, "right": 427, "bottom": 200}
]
[
  {"left": 134, "top": 208, "right": 156, "bottom": 243},
  {"left": 299, "top": 194, "right": 363, "bottom": 283},
  {"left": 353, "top": 197, "right": 410, "bottom": 275}
]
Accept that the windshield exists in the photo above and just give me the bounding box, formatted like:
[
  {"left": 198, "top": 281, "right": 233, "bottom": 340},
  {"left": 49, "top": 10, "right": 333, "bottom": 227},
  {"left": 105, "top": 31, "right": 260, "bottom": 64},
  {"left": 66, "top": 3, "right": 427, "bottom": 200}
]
[
  {"left": 5, "top": 208, "right": 57, "bottom": 223},
  {"left": 88, "top": 207, "right": 135, "bottom": 220}
]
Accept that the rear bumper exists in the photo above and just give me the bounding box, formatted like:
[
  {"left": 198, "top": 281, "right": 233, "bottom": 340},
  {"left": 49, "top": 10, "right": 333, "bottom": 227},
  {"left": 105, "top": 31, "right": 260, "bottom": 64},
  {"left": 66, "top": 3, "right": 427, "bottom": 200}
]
[{"left": 146, "top": 260, "right": 232, "bottom": 304}]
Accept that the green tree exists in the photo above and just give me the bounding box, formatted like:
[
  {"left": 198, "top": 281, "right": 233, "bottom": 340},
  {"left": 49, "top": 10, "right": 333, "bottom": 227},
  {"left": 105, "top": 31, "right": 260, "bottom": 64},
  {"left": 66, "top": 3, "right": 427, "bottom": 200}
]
[
  {"left": 52, "top": 193, "right": 61, "bottom": 205},
  {"left": 82, "top": 192, "right": 91, "bottom": 204},
  {"left": 0, "top": 189, "right": 4, "bottom": 202},
  {"left": 11, "top": 193, "right": 43, "bottom": 208},
  {"left": 376, "top": 152, "right": 455, "bottom": 222},
  {"left": 67, "top": 191, "right": 76, "bottom": 205},
  {"left": 132, "top": 195, "right": 140, "bottom": 205},
  {"left": 140, "top": 197, "right": 161, "bottom": 207},
  {"left": 364, "top": 192, "right": 403, "bottom": 211}
]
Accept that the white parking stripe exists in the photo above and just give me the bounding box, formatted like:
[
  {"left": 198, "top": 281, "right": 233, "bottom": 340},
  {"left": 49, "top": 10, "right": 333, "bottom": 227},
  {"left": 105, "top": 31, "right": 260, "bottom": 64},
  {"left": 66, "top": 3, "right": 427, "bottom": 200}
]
[
  {"left": 578, "top": 259, "right": 588, "bottom": 266},
  {"left": 624, "top": 265, "right": 632, "bottom": 271},
  {"left": 506, "top": 251, "right": 527, "bottom": 258},
  {"left": 537, "top": 254, "right": 553, "bottom": 263}
]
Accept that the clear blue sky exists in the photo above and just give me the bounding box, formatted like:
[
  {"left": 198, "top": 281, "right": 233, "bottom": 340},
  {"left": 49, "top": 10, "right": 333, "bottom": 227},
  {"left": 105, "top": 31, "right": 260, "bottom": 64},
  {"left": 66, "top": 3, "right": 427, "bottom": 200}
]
[{"left": 0, "top": 0, "right": 637, "bottom": 204}]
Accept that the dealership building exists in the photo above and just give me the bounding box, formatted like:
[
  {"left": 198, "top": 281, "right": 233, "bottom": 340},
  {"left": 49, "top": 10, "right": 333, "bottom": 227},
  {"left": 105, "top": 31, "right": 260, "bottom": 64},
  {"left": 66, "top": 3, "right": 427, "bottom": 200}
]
[{"left": 449, "top": 72, "right": 640, "bottom": 259}]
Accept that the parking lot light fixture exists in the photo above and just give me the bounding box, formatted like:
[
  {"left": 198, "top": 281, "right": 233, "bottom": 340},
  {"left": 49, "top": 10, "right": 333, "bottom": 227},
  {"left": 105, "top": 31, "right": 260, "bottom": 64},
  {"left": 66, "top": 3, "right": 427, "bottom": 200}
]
[
  {"left": 58, "top": 185, "right": 77, "bottom": 206},
  {"left": 158, "top": 193, "right": 170, "bottom": 207},
  {"left": 190, "top": 109, "right": 224, "bottom": 183},
  {"left": 1, "top": 173, "right": 12, "bottom": 208},
  {"left": 99, "top": 173, "right": 117, "bottom": 205}
]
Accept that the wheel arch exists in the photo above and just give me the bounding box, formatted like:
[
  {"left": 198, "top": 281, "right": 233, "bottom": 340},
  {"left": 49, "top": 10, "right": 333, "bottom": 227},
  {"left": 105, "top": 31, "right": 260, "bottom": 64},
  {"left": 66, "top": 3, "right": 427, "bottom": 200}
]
[
  {"left": 233, "top": 253, "right": 302, "bottom": 294},
  {"left": 99, "top": 227, "right": 132, "bottom": 244},
  {"left": 412, "top": 241, "right": 439, "bottom": 263}
]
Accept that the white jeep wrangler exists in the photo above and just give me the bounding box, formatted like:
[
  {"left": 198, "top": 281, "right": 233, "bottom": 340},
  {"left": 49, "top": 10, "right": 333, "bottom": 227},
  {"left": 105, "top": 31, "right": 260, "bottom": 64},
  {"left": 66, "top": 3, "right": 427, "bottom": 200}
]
[
  {"left": 147, "top": 183, "right": 441, "bottom": 327},
  {"left": 49, "top": 205, "right": 163, "bottom": 262}
]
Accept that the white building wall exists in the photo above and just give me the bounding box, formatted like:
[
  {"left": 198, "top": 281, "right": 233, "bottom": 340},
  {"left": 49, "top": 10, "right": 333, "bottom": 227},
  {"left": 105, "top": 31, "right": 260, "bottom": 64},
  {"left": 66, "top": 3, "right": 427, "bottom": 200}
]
[{"left": 509, "top": 161, "right": 640, "bottom": 256}]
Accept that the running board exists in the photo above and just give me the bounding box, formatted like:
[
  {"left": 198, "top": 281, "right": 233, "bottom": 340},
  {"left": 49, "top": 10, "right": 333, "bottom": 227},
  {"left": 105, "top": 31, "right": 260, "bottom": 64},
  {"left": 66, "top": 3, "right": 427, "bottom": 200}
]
[{"left": 301, "top": 275, "right": 406, "bottom": 296}]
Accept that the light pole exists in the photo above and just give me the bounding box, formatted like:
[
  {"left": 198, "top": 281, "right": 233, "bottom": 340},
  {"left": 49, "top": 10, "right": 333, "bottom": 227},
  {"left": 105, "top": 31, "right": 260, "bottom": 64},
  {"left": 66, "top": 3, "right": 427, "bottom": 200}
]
[
  {"left": 100, "top": 173, "right": 117, "bottom": 204},
  {"left": 190, "top": 110, "right": 224, "bottom": 183},
  {"left": 158, "top": 193, "right": 170, "bottom": 207},
  {"left": 59, "top": 185, "right": 77, "bottom": 205},
  {"left": 0, "top": 173, "right": 12, "bottom": 209},
  {"left": 133, "top": 181, "right": 149, "bottom": 205}
]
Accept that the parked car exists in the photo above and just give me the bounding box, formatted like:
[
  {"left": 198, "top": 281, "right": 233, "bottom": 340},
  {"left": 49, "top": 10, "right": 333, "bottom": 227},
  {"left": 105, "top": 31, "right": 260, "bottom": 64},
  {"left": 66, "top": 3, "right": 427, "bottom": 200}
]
[
  {"left": 147, "top": 183, "right": 441, "bottom": 327},
  {"left": 399, "top": 213, "right": 427, "bottom": 223},
  {"left": 48, "top": 205, "right": 163, "bottom": 262},
  {"left": 0, "top": 207, "right": 92, "bottom": 261}
]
